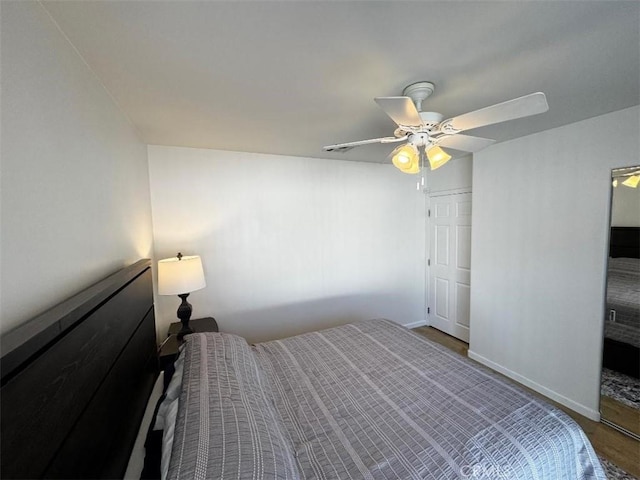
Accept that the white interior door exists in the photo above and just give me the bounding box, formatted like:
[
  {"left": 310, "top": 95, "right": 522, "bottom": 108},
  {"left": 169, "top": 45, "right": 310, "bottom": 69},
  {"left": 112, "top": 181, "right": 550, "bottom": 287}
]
[{"left": 428, "top": 192, "right": 472, "bottom": 342}]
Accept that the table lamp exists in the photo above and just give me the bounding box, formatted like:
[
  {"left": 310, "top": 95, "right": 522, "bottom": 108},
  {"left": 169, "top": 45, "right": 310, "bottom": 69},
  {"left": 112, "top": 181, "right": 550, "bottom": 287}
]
[{"left": 158, "top": 252, "right": 206, "bottom": 339}]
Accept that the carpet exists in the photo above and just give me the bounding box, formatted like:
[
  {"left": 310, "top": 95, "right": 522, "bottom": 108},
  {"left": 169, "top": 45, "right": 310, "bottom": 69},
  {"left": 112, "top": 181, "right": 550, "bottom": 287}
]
[
  {"left": 601, "top": 368, "right": 640, "bottom": 410},
  {"left": 599, "top": 455, "right": 638, "bottom": 480}
]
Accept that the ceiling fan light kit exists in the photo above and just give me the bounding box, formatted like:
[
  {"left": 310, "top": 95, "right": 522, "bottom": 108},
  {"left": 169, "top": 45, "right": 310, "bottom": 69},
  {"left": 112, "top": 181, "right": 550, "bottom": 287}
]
[{"left": 323, "top": 81, "right": 549, "bottom": 181}]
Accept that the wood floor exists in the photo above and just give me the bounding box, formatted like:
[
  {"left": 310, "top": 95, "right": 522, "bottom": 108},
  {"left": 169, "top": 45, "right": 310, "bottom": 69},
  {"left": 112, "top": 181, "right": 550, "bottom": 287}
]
[
  {"left": 412, "top": 326, "right": 640, "bottom": 478},
  {"left": 601, "top": 395, "right": 640, "bottom": 438}
]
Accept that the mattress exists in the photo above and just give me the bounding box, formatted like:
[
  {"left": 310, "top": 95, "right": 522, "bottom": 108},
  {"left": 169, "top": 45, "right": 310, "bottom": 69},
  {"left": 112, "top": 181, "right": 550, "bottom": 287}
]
[{"left": 162, "top": 319, "right": 605, "bottom": 480}]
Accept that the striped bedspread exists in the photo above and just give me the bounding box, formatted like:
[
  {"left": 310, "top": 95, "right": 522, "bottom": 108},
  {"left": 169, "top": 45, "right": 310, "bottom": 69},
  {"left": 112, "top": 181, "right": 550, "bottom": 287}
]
[{"left": 165, "top": 319, "right": 605, "bottom": 479}]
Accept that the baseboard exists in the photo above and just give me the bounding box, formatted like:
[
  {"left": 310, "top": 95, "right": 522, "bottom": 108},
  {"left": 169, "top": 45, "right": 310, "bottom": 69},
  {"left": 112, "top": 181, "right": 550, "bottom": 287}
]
[
  {"left": 467, "top": 350, "right": 601, "bottom": 422},
  {"left": 403, "top": 319, "right": 428, "bottom": 329}
]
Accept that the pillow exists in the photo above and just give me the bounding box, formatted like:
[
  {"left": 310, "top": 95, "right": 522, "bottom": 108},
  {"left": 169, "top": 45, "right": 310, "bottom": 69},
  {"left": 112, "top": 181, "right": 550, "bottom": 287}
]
[
  {"left": 165, "top": 332, "right": 299, "bottom": 480},
  {"left": 154, "top": 345, "right": 186, "bottom": 479}
]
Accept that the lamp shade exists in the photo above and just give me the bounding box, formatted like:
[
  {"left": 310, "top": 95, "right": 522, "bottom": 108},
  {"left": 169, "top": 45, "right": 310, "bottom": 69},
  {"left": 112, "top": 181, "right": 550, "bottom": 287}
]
[
  {"left": 158, "top": 255, "right": 206, "bottom": 295},
  {"left": 426, "top": 146, "right": 451, "bottom": 171},
  {"left": 622, "top": 175, "right": 640, "bottom": 188},
  {"left": 391, "top": 144, "right": 420, "bottom": 174}
]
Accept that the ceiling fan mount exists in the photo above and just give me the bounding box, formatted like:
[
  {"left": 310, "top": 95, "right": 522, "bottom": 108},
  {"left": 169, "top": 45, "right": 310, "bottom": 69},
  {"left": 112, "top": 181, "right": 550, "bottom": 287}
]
[
  {"left": 395, "top": 82, "right": 442, "bottom": 135},
  {"left": 402, "top": 81, "right": 435, "bottom": 111},
  {"left": 323, "top": 81, "right": 548, "bottom": 174}
]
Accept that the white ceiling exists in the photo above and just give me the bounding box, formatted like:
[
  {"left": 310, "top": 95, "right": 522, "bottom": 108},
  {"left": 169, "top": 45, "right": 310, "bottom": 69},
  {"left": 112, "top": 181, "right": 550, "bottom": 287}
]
[{"left": 42, "top": 1, "right": 640, "bottom": 163}]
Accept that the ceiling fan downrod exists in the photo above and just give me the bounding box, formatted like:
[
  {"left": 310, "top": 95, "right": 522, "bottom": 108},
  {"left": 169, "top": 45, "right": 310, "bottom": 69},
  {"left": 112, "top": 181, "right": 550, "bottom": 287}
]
[{"left": 402, "top": 81, "right": 435, "bottom": 112}]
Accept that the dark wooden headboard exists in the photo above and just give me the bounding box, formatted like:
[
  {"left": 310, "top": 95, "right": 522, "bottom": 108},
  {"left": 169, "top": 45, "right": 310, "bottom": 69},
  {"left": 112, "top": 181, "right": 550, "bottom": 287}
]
[
  {"left": 609, "top": 226, "right": 640, "bottom": 258},
  {"left": 1, "top": 259, "right": 157, "bottom": 479}
]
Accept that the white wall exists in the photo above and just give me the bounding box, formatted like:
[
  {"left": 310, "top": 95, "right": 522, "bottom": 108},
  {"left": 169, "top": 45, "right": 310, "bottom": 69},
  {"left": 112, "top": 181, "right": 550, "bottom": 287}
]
[
  {"left": 469, "top": 106, "right": 640, "bottom": 420},
  {"left": 611, "top": 180, "right": 640, "bottom": 227},
  {"left": 0, "top": 1, "right": 153, "bottom": 334},
  {"left": 427, "top": 154, "right": 473, "bottom": 194},
  {"left": 148, "top": 146, "right": 426, "bottom": 343}
]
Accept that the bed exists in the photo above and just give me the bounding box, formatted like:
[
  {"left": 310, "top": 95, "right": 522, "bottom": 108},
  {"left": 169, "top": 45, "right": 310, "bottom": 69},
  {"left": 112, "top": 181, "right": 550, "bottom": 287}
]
[
  {"left": 158, "top": 319, "right": 605, "bottom": 480},
  {"left": 0, "top": 259, "right": 157, "bottom": 479},
  {"left": 603, "top": 227, "right": 640, "bottom": 378},
  {"left": 0, "top": 259, "right": 606, "bottom": 480}
]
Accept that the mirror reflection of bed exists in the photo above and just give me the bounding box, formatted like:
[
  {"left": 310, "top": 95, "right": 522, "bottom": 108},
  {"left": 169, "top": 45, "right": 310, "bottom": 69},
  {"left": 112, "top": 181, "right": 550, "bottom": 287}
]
[{"left": 601, "top": 166, "right": 640, "bottom": 439}]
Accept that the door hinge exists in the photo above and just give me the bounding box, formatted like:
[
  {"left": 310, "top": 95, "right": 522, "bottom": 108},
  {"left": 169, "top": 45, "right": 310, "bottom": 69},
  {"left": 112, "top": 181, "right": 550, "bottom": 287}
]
[
  {"left": 427, "top": 307, "right": 430, "bottom": 314},
  {"left": 428, "top": 209, "right": 431, "bottom": 217},
  {"left": 427, "top": 259, "right": 430, "bottom": 266}
]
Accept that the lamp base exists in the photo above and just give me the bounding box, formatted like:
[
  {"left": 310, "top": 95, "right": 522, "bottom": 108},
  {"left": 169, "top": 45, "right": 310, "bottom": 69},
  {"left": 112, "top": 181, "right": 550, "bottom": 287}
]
[
  {"left": 177, "top": 323, "right": 193, "bottom": 340},
  {"left": 176, "top": 293, "right": 194, "bottom": 340}
]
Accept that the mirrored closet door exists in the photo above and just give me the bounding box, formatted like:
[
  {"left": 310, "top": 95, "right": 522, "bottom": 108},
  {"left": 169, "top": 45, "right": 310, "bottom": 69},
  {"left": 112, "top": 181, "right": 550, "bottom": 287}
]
[{"left": 600, "top": 166, "right": 640, "bottom": 438}]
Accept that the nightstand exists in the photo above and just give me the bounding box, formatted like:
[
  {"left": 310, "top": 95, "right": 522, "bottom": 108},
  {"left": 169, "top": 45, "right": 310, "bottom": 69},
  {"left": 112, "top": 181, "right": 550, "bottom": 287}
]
[
  {"left": 159, "top": 317, "right": 219, "bottom": 390},
  {"left": 167, "top": 316, "right": 219, "bottom": 338}
]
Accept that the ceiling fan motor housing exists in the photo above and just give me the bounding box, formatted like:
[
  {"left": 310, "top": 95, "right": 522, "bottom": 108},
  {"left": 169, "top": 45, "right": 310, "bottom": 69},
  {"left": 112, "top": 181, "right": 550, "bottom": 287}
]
[
  {"left": 402, "top": 82, "right": 443, "bottom": 131},
  {"left": 419, "top": 111, "right": 444, "bottom": 130}
]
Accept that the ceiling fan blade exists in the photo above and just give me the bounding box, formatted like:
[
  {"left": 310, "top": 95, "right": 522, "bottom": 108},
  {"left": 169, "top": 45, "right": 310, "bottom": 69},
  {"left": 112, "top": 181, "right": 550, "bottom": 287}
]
[
  {"left": 374, "top": 96, "right": 422, "bottom": 127},
  {"left": 323, "top": 136, "right": 407, "bottom": 152},
  {"left": 445, "top": 92, "right": 548, "bottom": 132},
  {"left": 436, "top": 134, "right": 496, "bottom": 152}
]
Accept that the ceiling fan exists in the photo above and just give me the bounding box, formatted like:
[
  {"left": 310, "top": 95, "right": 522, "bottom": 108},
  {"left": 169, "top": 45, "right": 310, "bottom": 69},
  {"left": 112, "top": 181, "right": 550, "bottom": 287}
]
[{"left": 323, "top": 82, "right": 549, "bottom": 174}]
